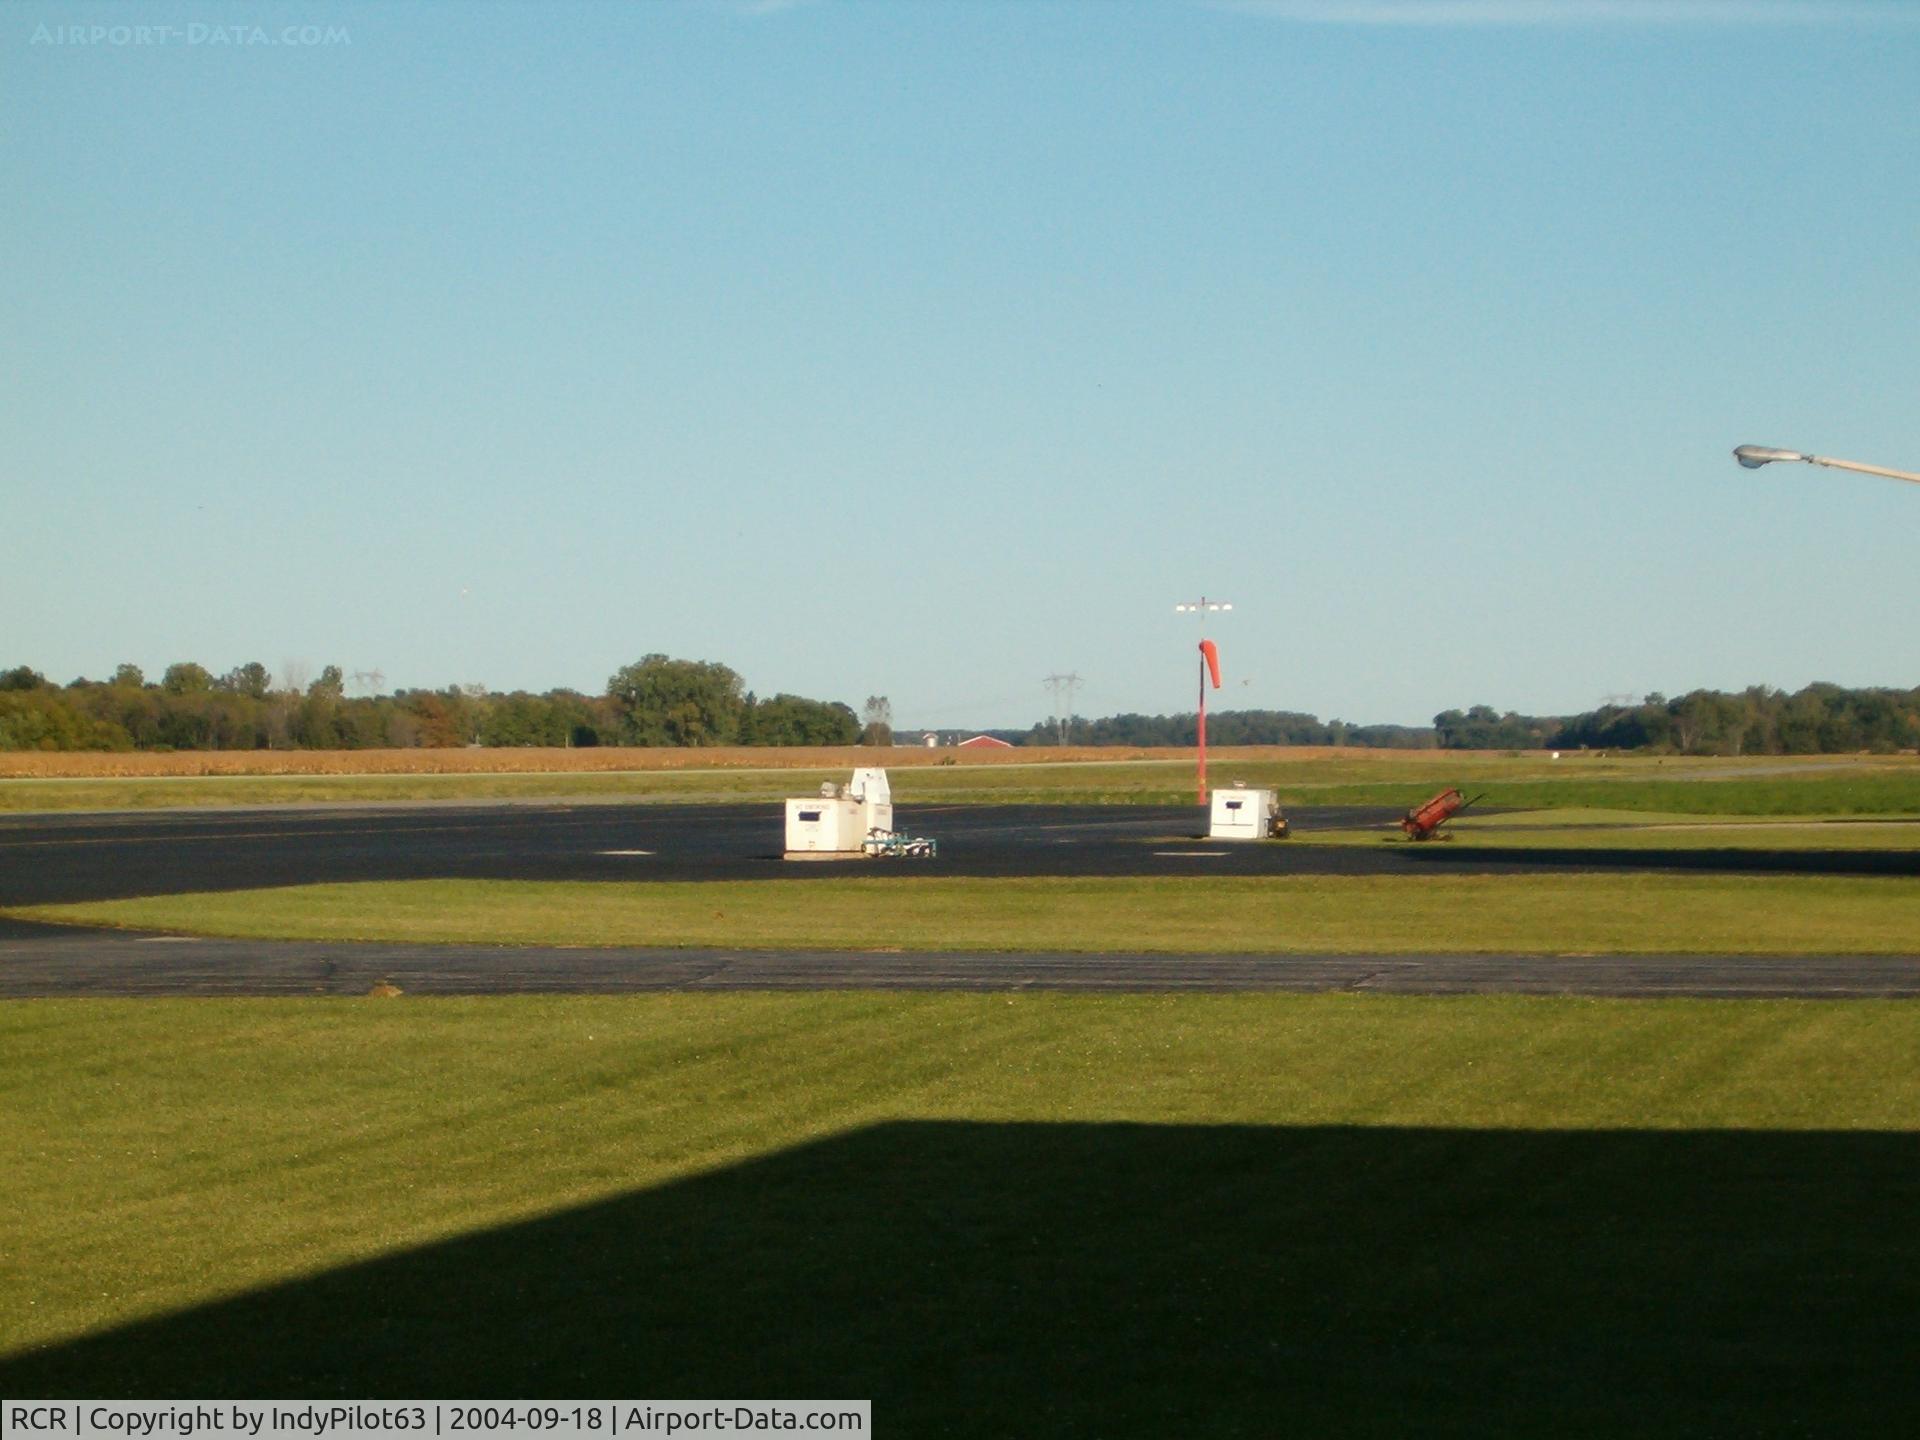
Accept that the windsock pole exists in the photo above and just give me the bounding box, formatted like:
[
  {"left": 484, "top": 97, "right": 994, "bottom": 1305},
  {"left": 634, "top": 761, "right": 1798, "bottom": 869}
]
[
  {"left": 1197, "top": 649, "right": 1208, "bottom": 804},
  {"left": 1197, "top": 638, "right": 1223, "bottom": 805},
  {"left": 1174, "top": 598, "right": 1232, "bottom": 808}
]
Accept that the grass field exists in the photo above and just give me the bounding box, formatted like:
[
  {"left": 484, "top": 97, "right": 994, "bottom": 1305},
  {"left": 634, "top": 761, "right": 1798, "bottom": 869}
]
[
  {"left": 5, "top": 746, "right": 1919, "bottom": 813},
  {"left": 17, "top": 872, "right": 1920, "bottom": 954},
  {"left": 3, "top": 993, "right": 1917, "bottom": 1434},
  {"left": 7, "top": 749, "right": 1920, "bottom": 1431}
]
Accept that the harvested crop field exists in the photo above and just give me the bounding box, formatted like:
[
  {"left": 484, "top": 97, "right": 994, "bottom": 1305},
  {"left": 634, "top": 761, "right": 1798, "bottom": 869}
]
[
  {"left": 13, "top": 746, "right": 1909, "bottom": 782},
  {"left": 0, "top": 743, "right": 1432, "bottom": 780}
]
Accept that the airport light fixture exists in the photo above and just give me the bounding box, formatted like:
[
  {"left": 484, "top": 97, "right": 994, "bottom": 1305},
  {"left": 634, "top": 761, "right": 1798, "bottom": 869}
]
[
  {"left": 1174, "top": 597, "right": 1232, "bottom": 805},
  {"left": 1733, "top": 445, "right": 1920, "bottom": 487}
]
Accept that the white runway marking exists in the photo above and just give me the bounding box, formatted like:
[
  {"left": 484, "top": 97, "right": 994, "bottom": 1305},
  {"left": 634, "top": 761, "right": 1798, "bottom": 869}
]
[
  {"left": 597, "top": 849, "right": 655, "bottom": 856},
  {"left": 1153, "top": 850, "right": 1229, "bottom": 857}
]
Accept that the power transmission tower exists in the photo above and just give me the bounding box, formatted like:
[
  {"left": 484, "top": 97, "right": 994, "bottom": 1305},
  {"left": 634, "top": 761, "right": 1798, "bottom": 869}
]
[{"left": 1042, "top": 673, "right": 1083, "bottom": 746}]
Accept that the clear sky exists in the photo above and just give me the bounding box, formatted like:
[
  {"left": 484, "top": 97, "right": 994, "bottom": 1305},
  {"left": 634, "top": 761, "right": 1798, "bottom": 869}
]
[{"left": 5, "top": 0, "right": 1916, "bottom": 728}]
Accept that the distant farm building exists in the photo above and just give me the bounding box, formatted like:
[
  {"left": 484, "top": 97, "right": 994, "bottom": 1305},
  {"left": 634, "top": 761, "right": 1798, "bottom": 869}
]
[{"left": 895, "top": 730, "right": 1020, "bottom": 749}]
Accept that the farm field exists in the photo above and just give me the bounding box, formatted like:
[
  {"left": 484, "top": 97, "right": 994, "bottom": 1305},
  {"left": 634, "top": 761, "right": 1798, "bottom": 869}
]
[
  {"left": 3, "top": 746, "right": 1919, "bottom": 812},
  {"left": 20, "top": 871, "right": 1920, "bottom": 955},
  {"left": 3, "top": 992, "right": 1916, "bottom": 1435},
  {"left": 0, "top": 743, "right": 1665, "bottom": 778}
]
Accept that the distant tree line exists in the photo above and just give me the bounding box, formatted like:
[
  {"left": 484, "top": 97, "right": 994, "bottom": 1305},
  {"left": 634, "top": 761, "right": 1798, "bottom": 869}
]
[
  {"left": 1022, "top": 683, "right": 1920, "bottom": 755},
  {"left": 0, "top": 656, "right": 859, "bottom": 752},
  {"left": 6, "top": 659, "right": 1913, "bottom": 757},
  {"left": 1023, "top": 711, "right": 1437, "bottom": 749},
  {"left": 1540, "top": 683, "right": 1920, "bottom": 756}
]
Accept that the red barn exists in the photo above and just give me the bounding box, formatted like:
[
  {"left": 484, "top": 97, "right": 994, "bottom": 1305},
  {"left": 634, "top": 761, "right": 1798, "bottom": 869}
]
[{"left": 957, "top": 735, "right": 1014, "bottom": 750}]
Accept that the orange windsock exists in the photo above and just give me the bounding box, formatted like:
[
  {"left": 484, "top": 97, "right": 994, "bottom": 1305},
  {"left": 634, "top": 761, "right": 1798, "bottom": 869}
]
[{"left": 1199, "top": 638, "right": 1222, "bottom": 689}]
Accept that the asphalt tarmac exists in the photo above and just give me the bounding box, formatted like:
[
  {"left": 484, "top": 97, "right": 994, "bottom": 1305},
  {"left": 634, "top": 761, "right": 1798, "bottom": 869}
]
[
  {"left": 0, "top": 800, "right": 1416, "bottom": 908},
  {"left": 3, "top": 922, "right": 1916, "bottom": 1000},
  {"left": 3, "top": 800, "right": 1916, "bottom": 998}
]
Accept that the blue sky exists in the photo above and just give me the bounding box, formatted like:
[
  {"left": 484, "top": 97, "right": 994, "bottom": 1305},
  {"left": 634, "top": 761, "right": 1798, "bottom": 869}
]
[{"left": 4, "top": 0, "right": 1916, "bottom": 727}]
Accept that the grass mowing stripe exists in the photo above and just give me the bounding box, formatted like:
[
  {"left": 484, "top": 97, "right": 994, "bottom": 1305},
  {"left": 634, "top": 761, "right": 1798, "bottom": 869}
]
[
  {"left": 2, "top": 993, "right": 1917, "bottom": 1430},
  {"left": 6, "top": 753, "right": 1919, "bottom": 813},
  {"left": 15, "top": 872, "right": 1920, "bottom": 953}
]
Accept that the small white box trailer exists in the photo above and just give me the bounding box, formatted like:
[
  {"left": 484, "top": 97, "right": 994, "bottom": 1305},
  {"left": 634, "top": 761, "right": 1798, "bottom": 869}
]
[
  {"left": 783, "top": 795, "right": 869, "bottom": 855},
  {"left": 785, "top": 767, "right": 928, "bottom": 859},
  {"left": 1209, "top": 787, "right": 1287, "bottom": 841}
]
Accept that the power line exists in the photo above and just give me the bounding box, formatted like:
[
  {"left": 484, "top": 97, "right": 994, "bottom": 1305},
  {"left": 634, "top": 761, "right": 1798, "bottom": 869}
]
[{"left": 1042, "top": 672, "right": 1083, "bottom": 746}]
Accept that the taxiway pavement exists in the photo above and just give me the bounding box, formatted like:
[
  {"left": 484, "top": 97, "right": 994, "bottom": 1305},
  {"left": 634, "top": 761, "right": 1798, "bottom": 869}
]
[
  {"left": 3, "top": 801, "right": 1915, "bottom": 999},
  {"left": 3, "top": 923, "right": 1916, "bottom": 999}
]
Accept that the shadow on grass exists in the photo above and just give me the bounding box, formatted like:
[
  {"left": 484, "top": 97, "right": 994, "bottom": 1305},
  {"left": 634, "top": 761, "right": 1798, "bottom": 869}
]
[{"left": 5, "top": 1124, "right": 1916, "bottom": 1436}]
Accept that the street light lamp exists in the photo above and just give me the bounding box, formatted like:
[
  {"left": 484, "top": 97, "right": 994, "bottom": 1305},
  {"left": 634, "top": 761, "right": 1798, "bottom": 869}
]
[
  {"left": 1174, "top": 597, "right": 1231, "bottom": 805},
  {"left": 1733, "top": 445, "right": 1920, "bottom": 486}
]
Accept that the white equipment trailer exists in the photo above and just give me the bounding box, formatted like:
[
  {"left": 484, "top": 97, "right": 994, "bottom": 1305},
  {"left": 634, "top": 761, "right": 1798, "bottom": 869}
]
[{"left": 784, "top": 768, "right": 936, "bottom": 860}]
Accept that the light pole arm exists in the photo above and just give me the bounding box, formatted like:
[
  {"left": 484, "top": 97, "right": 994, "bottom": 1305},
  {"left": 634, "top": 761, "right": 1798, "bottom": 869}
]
[{"left": 1804, "top": 454, "right": 1920, "bottom": 487}]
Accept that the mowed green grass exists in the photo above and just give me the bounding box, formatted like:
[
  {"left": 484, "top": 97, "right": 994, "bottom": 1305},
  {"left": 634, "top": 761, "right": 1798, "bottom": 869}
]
[
  {"left": 2, "top": 993, "right": 1918, "bottom": 1435},
  {"left": 827, "top": 753, "right": 1920, "bottom": 814},
  {"left": 16, "top": 872, "right": 1920, "bottom": 953},
  {"left": 5, "top": 751, "right": 1918, "bottom": 813},
  {"left": 0, "top": 768, "right": 865, "bottom": 812}
]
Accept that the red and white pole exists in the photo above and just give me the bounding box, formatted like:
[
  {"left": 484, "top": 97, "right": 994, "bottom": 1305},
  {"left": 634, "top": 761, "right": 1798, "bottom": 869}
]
[
  {"left": 1175, "top": 599, "right": 1232, "bottom": 807},
  {"left": 1197, "top": 647, "right": 1208, "bottom": 805},
  {"left": 1196, "top": 638, "right": 1222, "bottom": 805}
]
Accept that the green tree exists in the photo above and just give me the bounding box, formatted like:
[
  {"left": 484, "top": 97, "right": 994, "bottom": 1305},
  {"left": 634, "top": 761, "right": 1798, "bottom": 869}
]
[
  {"left": 221, "top": 662, "right": 272, "bottom": 700},
  {"left": 1670, "top": 690, "right": 1753, "bottom": 755},
  {"left": 0, "top": 689, "right": 130, "bottom": 750},
  {"left": 162, "top": 662, "right": 215, "bottom": 695},
  {"left": 481, "top": 693, "right": 569, "bottom": 747},
  {"left": 292, "top": 666, "right": 348, "bottom": 747},
  {"left": 607, "top": 656, "right": 745, "bottom": 746},
  {"left": 337, "top": 699, "right": 394, "bottom": 749},
  {"left": 745, "top": 694, "right": 860, "bottom": 746},
  {"left": 156, "top": 693, "right": 216, "bottom": 750},
  {"left": 547, "top": 690, "right": 613, "bottom": 747}
]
